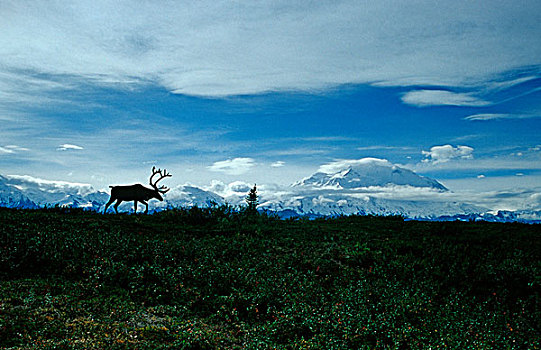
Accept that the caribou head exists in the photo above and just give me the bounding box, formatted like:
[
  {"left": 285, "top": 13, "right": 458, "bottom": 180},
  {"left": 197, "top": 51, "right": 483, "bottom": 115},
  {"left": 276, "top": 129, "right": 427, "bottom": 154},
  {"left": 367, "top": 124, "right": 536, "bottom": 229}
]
[{"left": 104, "top": 167, "right": 172, "bottom": 214}]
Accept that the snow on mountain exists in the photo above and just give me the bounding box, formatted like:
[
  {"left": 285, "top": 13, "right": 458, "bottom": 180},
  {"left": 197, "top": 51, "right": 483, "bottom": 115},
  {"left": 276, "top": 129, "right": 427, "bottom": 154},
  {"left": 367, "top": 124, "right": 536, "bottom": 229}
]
[
  {"left": 260, "top": 158, "right": 484, "bottom": 219},
  {"left": 0, "top": 175, "right": 37, "bottom": 209},
  {"left": 479, "top": 210, "right": 541, "bottom": 223},
  {"left": 0, "top": 175, "right": 225, "bottom": 213},
  {"left": 0, "top": 165, "right": 538, "bottom": 223},
  {"left": 162, "top": 185, "right": 225, "bottom": 209},
  {"left": 2, "top": 175, "right": 108, "bottom": 210},
  {"left": 294, "top": 158, "right": 447, "bottom": 191},
  {"left": 258, "top": 188, "right": 485, "bottom": 220}
]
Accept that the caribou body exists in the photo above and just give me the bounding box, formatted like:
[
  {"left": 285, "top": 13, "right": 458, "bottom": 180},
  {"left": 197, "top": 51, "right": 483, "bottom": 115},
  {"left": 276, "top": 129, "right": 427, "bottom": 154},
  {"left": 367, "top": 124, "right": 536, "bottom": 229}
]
[{"left": 104, "top": 167, "right": 171, "bottom": 214}]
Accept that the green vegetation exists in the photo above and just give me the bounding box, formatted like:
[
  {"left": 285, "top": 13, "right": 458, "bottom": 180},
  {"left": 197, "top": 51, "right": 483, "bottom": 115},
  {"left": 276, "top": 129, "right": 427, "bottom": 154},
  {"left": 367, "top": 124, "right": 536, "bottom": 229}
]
[{"left": 0, "top": 207, "right": 539, "bottom": 349}]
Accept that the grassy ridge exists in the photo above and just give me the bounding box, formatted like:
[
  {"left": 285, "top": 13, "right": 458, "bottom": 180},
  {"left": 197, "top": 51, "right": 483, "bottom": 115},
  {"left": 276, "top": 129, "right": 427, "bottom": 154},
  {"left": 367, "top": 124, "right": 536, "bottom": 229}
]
[{"left": 0, "top": 207, "right": 539, "bottom": 349}]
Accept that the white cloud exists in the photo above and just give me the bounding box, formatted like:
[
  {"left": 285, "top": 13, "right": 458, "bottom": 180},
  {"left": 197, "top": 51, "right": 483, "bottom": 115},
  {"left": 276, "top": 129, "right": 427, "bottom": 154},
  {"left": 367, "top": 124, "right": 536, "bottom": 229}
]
[
  {"left": 356, "top": 145, "right": 414, "bottom": 151},
  {"left": 298, "top": 136, "right": 356, "bottom": 142},
  {"left": 271, "top": 161, "right": 285, "bottom": 168},
  {"left": 266, "top": 148, "right": 331, "bottom": 157},
  {"left": 486, "top": 76, "right": 538, "bottom": 91},
  {"left": 5, "top": 174, "right": 94, "bottom": 195},
  {"left": 413, "top": 156, "right": 541, "bottom": 173},
  {"left": 318, "top": 158, "right": 391, "bottom": 174},
  {"left": 464, "top": 113, "right": 511, "bottom": 121},
  {"left": 464, "top": 113, "right": 540, "bottom": 121},
  {"left": 229, "top": 181, "right": 252, "bottom": 193},
  {"left": 57, "top": 143, "right": 84, "bottom": 151},
  {"left": 0, "top": 147, "right": 15, "bottom": 154},
  {"left": 205, "top": 180, "right": 252, "bottom": 198},
  {"left": 422, "top": 145, "right": 474, "bottom": 163},
  {"left": 529, "top": 193, "right": 541, "bottom": 206},
  {"left": 208, "top": 157, "right": 255, "bottom": 175},
  {"left": 1, "top": 1, "right": 540, "bottom": 97},
  {"left": 450, "top": 186, "right": 541, "bottom": 212},
  {"left": 0, "top": 145, "right": 29, "bottom": 154},
  {"left": 5, "top": 145, "right": 29, "bottom": 151},
  {"left": 401, "top": 90, "right": 491, "bottom": 107},
  {"left": 206, "top": 180, "right": 227, "bottom": 195}
]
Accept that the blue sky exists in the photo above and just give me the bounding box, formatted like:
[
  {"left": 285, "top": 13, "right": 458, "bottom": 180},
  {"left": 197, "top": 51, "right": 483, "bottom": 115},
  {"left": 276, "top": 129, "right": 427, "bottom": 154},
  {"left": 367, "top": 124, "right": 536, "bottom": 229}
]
[{"left": 1, "top": 0, "right": 540, "bottom": 198}]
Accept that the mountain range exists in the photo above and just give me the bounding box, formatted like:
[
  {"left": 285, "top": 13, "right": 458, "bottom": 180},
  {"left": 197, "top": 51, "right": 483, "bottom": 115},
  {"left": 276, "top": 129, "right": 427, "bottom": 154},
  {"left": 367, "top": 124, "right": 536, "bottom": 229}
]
[{"left": 1, "top": 159, "right": 540, "bottom": 223}]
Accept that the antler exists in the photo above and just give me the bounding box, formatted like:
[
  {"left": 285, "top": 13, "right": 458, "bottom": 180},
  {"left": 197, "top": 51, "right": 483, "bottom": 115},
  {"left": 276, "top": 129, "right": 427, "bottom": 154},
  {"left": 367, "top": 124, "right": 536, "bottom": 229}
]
[{"left": 149, "top": 166, "right": 172, "bottom": 193}]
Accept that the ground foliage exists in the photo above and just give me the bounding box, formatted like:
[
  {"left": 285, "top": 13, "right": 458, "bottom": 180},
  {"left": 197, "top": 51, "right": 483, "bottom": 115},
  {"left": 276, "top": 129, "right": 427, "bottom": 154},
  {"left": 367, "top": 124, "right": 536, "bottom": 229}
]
[{"left": 0, "top": 206, "right": 539, "bottom": 349}]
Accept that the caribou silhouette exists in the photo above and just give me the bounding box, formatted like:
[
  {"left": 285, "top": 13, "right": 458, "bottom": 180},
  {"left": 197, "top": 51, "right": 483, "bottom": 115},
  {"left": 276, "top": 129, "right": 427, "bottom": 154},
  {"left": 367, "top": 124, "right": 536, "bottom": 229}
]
[{"left": 104, "top": 167, "right": 172, "bottom": 214}]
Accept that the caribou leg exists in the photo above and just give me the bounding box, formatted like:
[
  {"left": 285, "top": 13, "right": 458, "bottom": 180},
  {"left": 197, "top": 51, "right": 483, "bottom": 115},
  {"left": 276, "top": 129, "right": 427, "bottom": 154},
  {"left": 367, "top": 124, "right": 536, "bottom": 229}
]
[
  {"left": 142, "top": 201, "right": 148, "bottom": 214},
  {"left": 104, "top": 197, "right": 115, "bottom": 213},
  {"left": 134, "top": 201, "right": 138, "bottom": 214},
  {"left": 114, "top": 200, "right": 123, "bottom": 213}
]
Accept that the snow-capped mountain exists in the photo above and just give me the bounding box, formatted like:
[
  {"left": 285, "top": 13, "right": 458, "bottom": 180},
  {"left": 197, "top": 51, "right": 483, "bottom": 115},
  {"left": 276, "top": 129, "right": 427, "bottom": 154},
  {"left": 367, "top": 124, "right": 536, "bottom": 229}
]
[
  {"left": 147, "top": 185, "right": 225, "bottom": 212},
  {"left": 1, "top": 161, "right": 539, "bottom": 223},
  {"left": 478, "top": 210, "right": 541, "bottom": 223},
  {"left": 2, "top": 175, "right": 109, "bottom": 210},
  {"left": 294, "top": 158, "right": 447, "bottom": 191},
  {"left": 0, "top": 175, "right": 37, "bottom": 209},
  {"left": 259, "top": 191, "right": 485, "bottom": 220},
  {"left": 0, "top": 175, "right": 225, "bottom": 213},
  {"left": 271, "top": 158, "right": 473, "bottom": 218}
]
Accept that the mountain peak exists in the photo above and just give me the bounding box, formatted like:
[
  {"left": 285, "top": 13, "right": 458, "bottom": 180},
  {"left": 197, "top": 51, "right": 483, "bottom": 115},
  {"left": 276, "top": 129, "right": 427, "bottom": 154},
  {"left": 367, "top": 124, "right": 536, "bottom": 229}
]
[{"left": 295, "top": 158, "right": 447, "bottom": 191}]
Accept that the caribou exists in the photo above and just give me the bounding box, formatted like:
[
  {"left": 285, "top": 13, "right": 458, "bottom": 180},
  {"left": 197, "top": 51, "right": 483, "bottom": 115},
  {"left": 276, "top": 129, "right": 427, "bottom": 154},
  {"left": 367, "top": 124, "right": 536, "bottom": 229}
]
[{"left": 104, "top": 167, "right": 172, "bottom": 214}]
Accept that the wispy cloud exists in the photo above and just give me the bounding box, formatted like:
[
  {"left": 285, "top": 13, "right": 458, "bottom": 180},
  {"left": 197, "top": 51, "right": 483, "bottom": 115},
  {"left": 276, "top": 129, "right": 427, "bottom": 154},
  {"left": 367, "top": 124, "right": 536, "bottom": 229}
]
[
  {"left": 0, "top": 145, "right": 29, "bottom": 154},
  {"left": 486, "top": 76, "right": 538, "bottom": 91},
  {"left": 6, "top": 174, "right": 92, "bottom": 190},
  {"left": 356, "top": 145, "right": 415, "bottom": 152},
  {"left": 205, "top": 180, "right": 253, "bottom": 198},
  {"left": 57, "top": 144, "right": 84, "bottom": 151},
  {"left": 422, "top": 145, "right": 474, "bottom": 163},
  {"left": 271, "top": 161, "right": 285, "bottom": 168},
  {"left": 265, "top": 148, "right": 331, "bottom": 157},
  {"left": 464, "top": 113, "right": 541, "bottom": 121},
  {"left": 208, "top": 158, "right": 255, "bottom": 175},
  {"left": 415, "top": 157, "right": 541, "bottom": 173},
  {"left": 296, "top": 136, "right": 357, "bottom": 142},
  {"left": 401, "top": 90, "right": 491, "bottom": 107},
  {"left": 1, "top": 0, "right": 540, "bottom": 197},
  {"left": 318, "top": 158, "right": 392, "bottom": 174},
  {"left": 0, "top": 146, "right": 15, "bottom": 154},
  {"left": 1, "top": 1, "right": 540, "bottom": 97},
  {"left": 450, "top": 134, "right": 485, "bottom": 142}
]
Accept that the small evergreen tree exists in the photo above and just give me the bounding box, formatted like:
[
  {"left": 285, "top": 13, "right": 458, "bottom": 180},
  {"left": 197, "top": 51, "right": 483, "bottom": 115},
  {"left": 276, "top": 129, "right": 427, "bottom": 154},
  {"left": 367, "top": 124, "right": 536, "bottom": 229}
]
[{"left": 245, "top": 184, "right": 258, "bottom": 212}]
